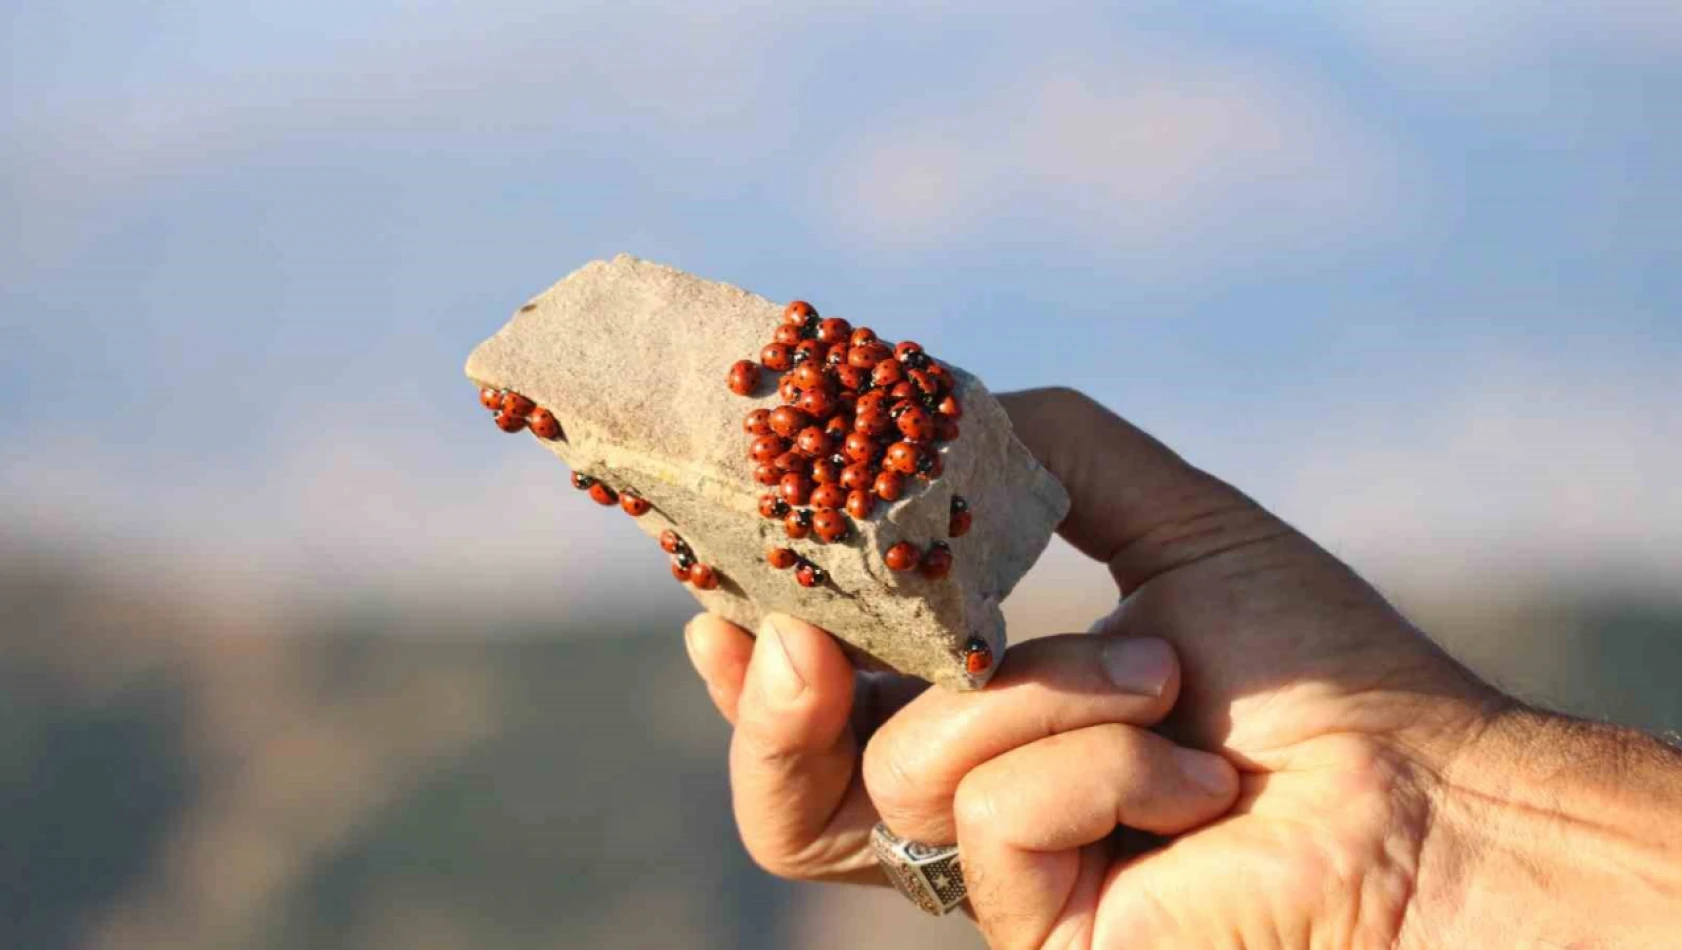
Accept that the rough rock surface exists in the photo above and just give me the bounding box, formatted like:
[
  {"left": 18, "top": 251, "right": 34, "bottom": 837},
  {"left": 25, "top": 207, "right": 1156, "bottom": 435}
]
[{"left": 465, "top": 255, "right": 1069, "bottom": 688}]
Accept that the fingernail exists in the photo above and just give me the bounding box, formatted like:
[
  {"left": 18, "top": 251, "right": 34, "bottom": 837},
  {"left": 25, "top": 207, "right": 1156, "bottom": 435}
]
[
  {"left": 1174, "top": 747, "right": 1236, "bottom": 796},
  {"left": 1100, "top": 637, "right": 1174, "bottom": 696},
  {"left": 757, "top": 614, "right": 809, "bottom": 705}
]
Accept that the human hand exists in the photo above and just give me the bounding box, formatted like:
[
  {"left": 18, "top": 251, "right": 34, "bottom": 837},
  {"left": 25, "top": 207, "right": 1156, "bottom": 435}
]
[{"left": 686, "top": 388, "right": 1682, "bottom": 947}]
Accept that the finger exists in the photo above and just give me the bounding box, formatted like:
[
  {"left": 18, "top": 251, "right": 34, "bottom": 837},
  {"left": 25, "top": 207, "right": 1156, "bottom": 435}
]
[
  {"left": 953, "top": 724, "right": 1239, "bottom": 949},
  {"left": 997, "top": 388, "right": 1290, "bottom": 593},
  {"left": 684, "top": 613, "right": 756, "bottom": 724},
  {"left": 863, "top": 634, "right": 1179, "bottom": 845},
  {"left": 729, "top": 613, "right": 882, "bottom": 882}
]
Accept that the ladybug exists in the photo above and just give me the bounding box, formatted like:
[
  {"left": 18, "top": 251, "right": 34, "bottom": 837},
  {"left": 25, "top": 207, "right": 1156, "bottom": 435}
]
[
  {"left": 847, "top": 342, "right": 890, "bottom": 370},
  {"left": 949, "top": 496, "right": 972, "bottom": 537},
  {"left": 783, "top": 300, "right": 819, "bottom": 328},
  {"left": 920, "top": 541, "right": 953, "bottom": 579},
  {"left": 688, "top": 563, "right": 720, "bottom": 590},
  {"left": 479, "top": 387, "right": 503, "bottom": 411},
  {"left": 845, "top": 490, "right": 875, "bottom": 519},
  {"left": 843, "top": 432, "right": 879, "bottom": 464},
  {"left": 917, "top": 450, "right": 944, "bottom": 480},
  {"left": 671, "top": 558, "right": 692, "bottom": 583},
  {"left": 896, "top": 404, "right": 935, "bottom": 441},
  {"left": 856, "top": 390, "right": 890, "bottom": 415},
  {"left": 528, "top": 408, "right": 563, "bottom": 440},
  {"left": 778, "top": 472, "right": 813, "bottom": 506},
  {"left": 773, "top": 324, "right": 803, "bottom": 347},
  {"left": 750, "top": 434, "right": 787, "bottom": 464},
  {"left": 796, "top": 387, "right": 837, "bottom": 420},
  {"left": 588, "top": 482, "right": 618, "bottom": 507},
  {"left": 935, "top": 415, "right": 961, "bottom": 443},
  {"left": 572, "top": 473, "right": 596, "bottom": 491},
  {"left": 937, "top": 394, "right": 962, "bottom": 419},
  {"left": 794, "top": 560, "right": 828, "bottom": 588},
  {"left": 759, "top": 492, "right": 790, "bottom": 519},
  {"left": 784, "top": 508, "right": 813, "bottom": 540},
  {"left": 961, "top": 637, "right": 994, "bottom": 677},
  {"left": 753, "top": 461, "right": 781, "bottom": 486},
  {"left": 659, "top": 529, "right": 684, "bottom": 554},
  {"left": 883, "top": 441, "right": 921, "bottom": 476},
  {"left": 768, "top": 406, "right": 808, "bottom": 438},
  {"left": 925, "top": 362, "right": 953, "bottom": 392},
  {"left": 812, "top": 510, "right": 850, "bottom": 543},
  {"left": 673, "top": 548, "right": 696, "bottom": 571},
  {"left": 809, "top": 455, "right": 842, "bottom": 485},
  {"left": 873, "top": 470, "right": 905, "bottom": 502},
  {"left": 778, "top": 374, "right": 805, "bottom": 404},
  {"left": 810, "top": 483, "right": 847, "bottom": 511},
  {"left": 823, "top": 413, "right": 852, "bottom": 439},
  {"left": 849, "top": 326, "right": 878, "bottom": 347},
  {"left": 852, "top": 408, "right": 891, "bottom": 437},
  {"left": 620, "top": 492, "right": 651, "bottom": 517},
  {"left": 908, "top": 368, "right": 940, "bottom": 400},
  {"left": 815, "top": 316, "right": 853, "bottom": 345},
  {"left": 766, "top": 547, "right": 798, "bottom": 570},
  {"left": 727, "top": 360, "right": 761, "bottom": 396},
  {"left": 494, "top": 409, "right": 528, "bottom": 433},
  {"left": 793, "top": 339, "right": 825, "bottom": 366},
  {"left": 871, "top": 359, "right": 904, "bottom": 388},
  {"left": 839, "top": 462, "right": 875, "bottom": 492},
  {"left": 884, "top": 541, "right": 920, "bottom": 572},
  {"left": 744, "top": 408, "right": 773, "bottom": 436},
  {"left": 503, "top": 392, "right": 537, "bottom": 417},
  {"left": 834, "top": 364, "right": 870, "bottom": 392},
  {"left": 825, "top": 343, "right": 851, "bottom": 369},
  {"left": 791, "top": 362, "right": 827, "bottom": 391},
  {"left": 773, "top": 450, "right": 807, "bottom": 474},
  {"left": 761, "top": 343, "right": 793, "bottom": 372},
  {"left": 896, "top": 341, "right": 930, "bottom": 369}
]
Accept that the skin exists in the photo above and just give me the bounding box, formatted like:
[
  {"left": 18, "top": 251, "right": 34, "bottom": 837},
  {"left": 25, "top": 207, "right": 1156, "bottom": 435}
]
[{"left": 684, "top": 388, "right": 1682, "bottom": 948}]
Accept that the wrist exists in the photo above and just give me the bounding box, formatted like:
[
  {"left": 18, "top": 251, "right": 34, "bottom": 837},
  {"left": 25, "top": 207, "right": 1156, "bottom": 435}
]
[{"left": 1403, "top": 703, "right": 1682, "bottom": 948}]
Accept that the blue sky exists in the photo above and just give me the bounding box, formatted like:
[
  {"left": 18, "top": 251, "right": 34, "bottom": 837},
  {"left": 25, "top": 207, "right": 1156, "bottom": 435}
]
[{"left": 3, "top": 1, "right": 1678, "bottom": 615}]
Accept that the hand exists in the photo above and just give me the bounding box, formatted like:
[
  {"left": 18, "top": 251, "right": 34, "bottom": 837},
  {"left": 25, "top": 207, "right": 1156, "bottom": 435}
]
[{"left": 686, "top": 388, "right": 1682, "bottom": 947}]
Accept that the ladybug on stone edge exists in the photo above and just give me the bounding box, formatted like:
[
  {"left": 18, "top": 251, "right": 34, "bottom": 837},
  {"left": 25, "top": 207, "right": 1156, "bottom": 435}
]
[{"left": 961, "top": 636, "right": 993, "bottom": 676}]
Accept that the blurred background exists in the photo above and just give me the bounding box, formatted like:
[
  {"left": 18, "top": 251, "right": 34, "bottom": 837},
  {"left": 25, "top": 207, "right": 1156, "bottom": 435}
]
[{"left": 3, "top": 2, "right": 1679, "bottom": 947}]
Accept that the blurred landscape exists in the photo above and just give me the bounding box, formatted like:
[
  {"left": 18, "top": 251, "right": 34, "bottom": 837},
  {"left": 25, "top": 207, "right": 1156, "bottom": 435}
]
[{"left": 4, "top": 1, "right": 1680, "bottom": 948}]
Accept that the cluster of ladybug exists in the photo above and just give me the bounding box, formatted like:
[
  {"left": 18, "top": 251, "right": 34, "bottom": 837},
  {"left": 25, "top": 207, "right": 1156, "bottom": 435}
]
[
  {"left": 763, "top": 546, "right": 829, "bottom": 589},
  {"left": 571, "top": 471, "right": 652, "bottom": 517},
  {"left": 479, "top": 387, "right": 563, "bottom": 440},
  {"left": 659, "top": 528, "right": 720, "bottom": 590},
  {"left": 728, "top": 300, "right": 971, "bottom": 577}
]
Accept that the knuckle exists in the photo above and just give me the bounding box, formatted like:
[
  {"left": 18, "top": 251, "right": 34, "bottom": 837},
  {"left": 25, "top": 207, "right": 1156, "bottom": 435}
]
[
  {"left": 951, "top": 772, "right": 1002, "bottom": 836},
  {"left": 861, "top": 732, "right": 923, "bottom": 814}
]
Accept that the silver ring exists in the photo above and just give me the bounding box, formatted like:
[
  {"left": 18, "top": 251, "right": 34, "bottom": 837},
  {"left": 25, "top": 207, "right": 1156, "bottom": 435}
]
[{"left": 869, "top": 822, "right": 967, "bottom": 916}]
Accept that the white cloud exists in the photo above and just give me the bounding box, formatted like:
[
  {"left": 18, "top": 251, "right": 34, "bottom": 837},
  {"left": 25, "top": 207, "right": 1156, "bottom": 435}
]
[{"left": 818, "top": 48, "right": 1399, "bottom": 269}]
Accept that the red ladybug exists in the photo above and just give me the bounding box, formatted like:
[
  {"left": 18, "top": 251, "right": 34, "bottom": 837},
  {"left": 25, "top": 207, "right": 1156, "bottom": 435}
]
[
  {"left": 896, "top": 404, "right": 934, "bottom": 441},
  {"left": 671, "top": 558, "right": 692, "bottom": 583},
  {"left": 847, "top": 342, "right": 890, "bottom": 370},
  {"left": 871, "top": 359, "right": 904, "bottom": 388},
  {"left": 659, "top": 529, "right": 684, "bottom": 554},
  {"left": 503, "top": 392, "right": 536, "bottom": 417},
  {"left": 773, "top": 450, "right": 807, "bottom": 474},
  {"left": 727, "top": 360, "right": 761, "bottom": 396},
  {"left": 810, "top": 483, "right": 847, "bottom": 510},
  {"left": 873, "top": 470, "right": 905, "bottom": 502},
  {"left": 937, "top": 394, "right": 962, "bottom": 419},
  {"left": 834, "top": 364, "right": 869, "bottom": 392},
  {"left": 823, "top": 413, "right": 852, "bottom": 439},
  {"left": 795, "top": 560, "right": 827, "bottom": 588},
  {"left": 843, "top": 432, "right": 879, "bottom": 464},
  {"left": 810, "top": 455, "right": 842, "bottom": 485},
  {"left": 845, "top": 490, "right": 875, "bottom": 519},
  {"left": 784, "top": 509, "right": 813, "bottom": 540},
  {"left": 935, "top": 415, "right": 960, "bottom": 443},
  {"left": 883, "top": 441, "right": 921, "bottom": 476},
  {"left": 767, "top": 547, "right": 798, "bottom": 570},
  {"left": 759, "top": 493, "right": 790, "bottom": 519},
  {"left": 856, "top": 390, "right": 889, "bottom": 415},
  {"left": 894, "top": 340, "right": 925, "bottom": 363},
  {"left": 888, "top": 381, "right": 915, "bottom": 403},
  {"left": 815, "top": 316, "right": 852, "bottom": 344},
  {"left": 920, "top": 541, "right": 953, "bottom": 579},
  {"left": 796, "top": 387, "right": 837, "bottom": 420},
  {"left": 768, "top": 406, "right": 808, "bottom": 438},
  {"left": 849, "top": 326, "right": 878, "bottom": 347},
  {"left": 761, "top": 343, "right": 793, "bottom": 372},
  {"left": 793, "top": 339, "right": 825, "bottom": 366},
  {"left": 494, "top": 409, "right": 527, "bottom": 433},
  {"left": 917, "top": 450, "right": 944, "bottom": 480},
  {"left": 783, "top": 300, "right": 818, "bottom": 327},
  {"left": 479, "top": 387, "right": 503, "bottom": 411},
  {"left": 750, "top": 435, "right": 786, "bottom": 464},
  {"left": 688, "top": 563, "right": 720, "bottom": 590},
  {"left": 852, "top": 408, "right": 891, "bottom": 437},
  {"left": 884, "top": 541, "right": 920, "bottom": 572},
  {"left": 573, "top": 473, "right": 595, "bottom": 490},
  {"left": 961, "top": 637, "right": 993, "bottom": 676},
  {"left": 949, "top": 496, "right": 972, "bottom": 537},
  {"left": 778, "top": 374, "right": 804, "bottom": 404},
  {"left": 812, "top": 510, "right": 850, "bottom": 543},
  {"left": 908, "top": 368, "right": 939, "bottom": 399},
  {"left": 588, "top": 482, "right": 618, "bottom": 506},
  {"left": 926, "top": 362, "right": 953, "bottom": 392},
  {"left": 744, "top": 408, "right": 773, "bottom": 436},
  {"left": 528, "top": 408, "right": 562, "bottom": 440},
  {"left": 620, "top": 492, "right": 651, "bottom": 517},
  {"left": 778, "top": 472, "right": 813, "bottom": 506},
  {"left": 791, "top": 362, "right": 827, "bottom": 391},
  {"left": 753, "top": 461, "right": 781, "bottom": 486},
  {"left": 825, "top": 342, "right": 851, "bottom": 369},
  {"left": 773, "top": 324, "right": 803, "bottom": 347},
  {"left": 839, "top": 462, "right": 875, "bottom": 492}
]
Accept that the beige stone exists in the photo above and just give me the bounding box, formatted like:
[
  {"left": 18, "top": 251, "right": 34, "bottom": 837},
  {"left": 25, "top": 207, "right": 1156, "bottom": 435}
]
[{"left": 464, "top": 255, "right": 1068, "bottom": 689}]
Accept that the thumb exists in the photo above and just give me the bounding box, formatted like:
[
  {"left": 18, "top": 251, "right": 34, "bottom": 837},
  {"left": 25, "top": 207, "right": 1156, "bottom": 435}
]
[{"left": 996, "top": 388, "right": 1290, "bottom": 593}]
